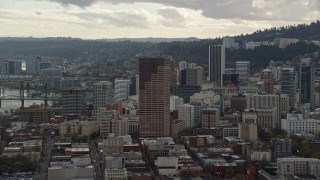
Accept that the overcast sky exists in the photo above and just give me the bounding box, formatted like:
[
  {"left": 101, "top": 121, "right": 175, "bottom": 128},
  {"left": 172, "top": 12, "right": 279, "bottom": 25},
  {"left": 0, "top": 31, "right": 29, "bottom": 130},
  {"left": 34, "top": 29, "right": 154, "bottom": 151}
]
[{"left": 0, "top": 0, "right": 319, "bottom": 39}]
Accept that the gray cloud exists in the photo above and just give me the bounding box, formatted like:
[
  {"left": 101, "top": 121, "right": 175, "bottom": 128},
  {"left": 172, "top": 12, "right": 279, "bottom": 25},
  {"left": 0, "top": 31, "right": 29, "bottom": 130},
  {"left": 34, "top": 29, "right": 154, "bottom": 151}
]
[
  {"left": 40, "top": 0, "right": 99, "bottom": 7},
  {"left": 157, "top": 8, "right": 186, "bottom": 27},
  {"left": 75, "top": 11, "right": 149, "bottom": 28},
  {"left": 32, "top": 0, "right": 320, "bottom": 22}
]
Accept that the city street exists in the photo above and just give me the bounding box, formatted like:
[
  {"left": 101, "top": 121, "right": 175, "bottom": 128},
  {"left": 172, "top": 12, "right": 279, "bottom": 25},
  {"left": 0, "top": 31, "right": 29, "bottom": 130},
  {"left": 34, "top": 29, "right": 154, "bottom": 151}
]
[
  {"left": 34, "top": 136, "right": 54, "bottom": 180},
  {"left": 90, "top": 140, "right": 103, "bottom": 180}
]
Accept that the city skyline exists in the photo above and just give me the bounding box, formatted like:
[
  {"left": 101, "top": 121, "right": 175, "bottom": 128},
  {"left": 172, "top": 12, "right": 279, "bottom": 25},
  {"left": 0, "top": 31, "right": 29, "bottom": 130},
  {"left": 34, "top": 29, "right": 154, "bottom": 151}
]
[{"left": 0, "top": 0, "right": 319, "bottom": 39}]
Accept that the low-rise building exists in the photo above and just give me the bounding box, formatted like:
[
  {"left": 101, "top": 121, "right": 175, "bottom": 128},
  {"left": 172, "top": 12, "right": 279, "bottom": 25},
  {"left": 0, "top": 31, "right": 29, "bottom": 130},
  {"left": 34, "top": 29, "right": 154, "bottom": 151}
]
[
  {"left": 281, "top": 114, "right": 320, "bottom": 136},
  {"left": 156, "top": 157, "right": 179, "bottom": 176},
  {"left": 58, "top": 120, "right": 99, "bottom": 137},
  {"left": 19, "top": 107, "right": 53, "bottom": 124},
  {"left": 277, "top": 158, "right": 320, "bottom": 178}
]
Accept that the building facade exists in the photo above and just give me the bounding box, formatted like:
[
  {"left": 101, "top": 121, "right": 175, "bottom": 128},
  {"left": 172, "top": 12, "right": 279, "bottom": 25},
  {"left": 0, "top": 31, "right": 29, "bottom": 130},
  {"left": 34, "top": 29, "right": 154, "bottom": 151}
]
[
  {"left": 93, "top": 81, "right": 114, "bottom": 114},
  {"left": 61, "top": 88, "right": 87, "bottom": 115},
  {"left": 209, "top": 45, "right": 225, "bottom": 86},
  {"left": 281, "top": 66, "right": 297, "bottom": 107},
  {"left": 277, "top": 158, "right": 320, "bottom": 178},
  {"left": 251, "top": 94, "right": 280, "bottom": 128},
  {"left": 202, "top": 108, "right": 219, "bottom": 129},
  {"left": 236, "top": 61, "right": 250, "bottom": 85},
  {"left": 178, "top": 104, "right": 195, "bottom": 128},
  {"left": 299, "top": 58, "right": 315, "bottom": 110},
  {"left": 260, "top": 68, "right": 273, "bottom": 94},
  {"left": 114, "top": 78, "right": 130, "bottom": 102},
  {"left": 139, "top": 58, "right": 172, "bottom": 137}
]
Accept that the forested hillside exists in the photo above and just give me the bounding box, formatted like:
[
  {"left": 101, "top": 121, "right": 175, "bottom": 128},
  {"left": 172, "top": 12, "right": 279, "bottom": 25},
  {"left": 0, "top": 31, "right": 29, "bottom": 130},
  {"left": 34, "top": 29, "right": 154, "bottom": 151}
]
[{"left": 0, "top": 21, "right": 319, "bottom": 71}]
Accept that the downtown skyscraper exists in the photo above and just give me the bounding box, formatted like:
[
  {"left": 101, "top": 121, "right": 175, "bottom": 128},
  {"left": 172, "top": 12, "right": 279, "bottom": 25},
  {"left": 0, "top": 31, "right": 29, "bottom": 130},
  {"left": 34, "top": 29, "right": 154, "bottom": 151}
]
[
  {"left": 209, "top": 45, "right": 225, "bottom": 86},
  {"left": 281, "top": 66, "right": 297, "bottom": 107},
  {"left": 139, "top": 57, "right": 173, "bottom": 137},
  {"left": 299, "top": 58, "right": 315, "bottom": 110}
]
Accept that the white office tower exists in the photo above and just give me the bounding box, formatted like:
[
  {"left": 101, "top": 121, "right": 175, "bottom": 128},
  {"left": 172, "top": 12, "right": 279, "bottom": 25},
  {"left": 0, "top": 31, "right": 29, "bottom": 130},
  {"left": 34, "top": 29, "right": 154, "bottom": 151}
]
[
  {"left": 93, "top": 81, "right": 114, "bottom": 115},
  {"left": 236, "top": 61, "right": 250, "bottom": 85},
  {"left": 179, "top": 61, "right": 188, "bottom": 71},
  {"left": 114, "top": 79, "right": 130, "bottom": 102},
  {"left": 170, "top": 96, "right": 184, "bottom": 111},
  {"left": 178, "top": 104, "right": 195, "bottom": 127},
  {"left": 281, "top": 113, "right": 320, "bottom": 137}
]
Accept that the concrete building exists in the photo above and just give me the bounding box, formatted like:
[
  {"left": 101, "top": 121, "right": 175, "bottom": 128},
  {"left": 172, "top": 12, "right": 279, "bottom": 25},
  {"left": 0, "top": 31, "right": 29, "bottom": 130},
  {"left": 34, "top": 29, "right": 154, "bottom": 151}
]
[
  {"left": 180, "top": 66, "right": 203, "bottom": 86},
  {"left": 98, "top": 110, "right": 119, "bottom": 138},
  {"left": 48, "top": 164, "right": 93, "bottom": 180},
  {"left": 105, "top": 156, "right": 125, "bottom": 169},
  {"left": 250, "top": 150, "right": 272, "bottom": 162},
  {"left": 93, "top": 81, "right": 114, "bottom": 114},
  {"left": 178, "top": 104, "right": 195, "bottom": 127},
  {"left": 242, "top": 109, "right": 257, "bottom": 124},
  {"left": 105, "top": 168, "right": 127, "bottom": 180},
  {"left": 139, "top": 58, "right": 173, "bottom": 137},
  {"left": 156, "top": 157, "right": 179, "bottom": 176},
  {"left": 19, "top": 107, "right": 53, "bottom": 124},
  {"left": 222, "top": 127, "right": 239, "bottom": 138},
  {"left": 251, "top": 94, "right": 280, "bottom": 128},
  {"left": 236, "top": 61, "right": 250, "bottom": 85},
  {"left": 61, "top": 88, "right": 87, "bottom": 115},
  {"left": 104, "top": 155, "right": 127, "bottom": 179},
  {"left": 281, "top": 113, "right": 320, "bottom": 136},
  {"left": 222, "top": 37, "right": 237, "bottom": 48},
  {"left": 58, "top": 120, "right": 99, "bottom": 137},
  {"left": 277, "top": 158, "right": 320, "bottom": 178},
  {"left": 270, "top": 138, "right": 292, "bottom": 160},
  {"left": 114, "top": 78, "right": 130, "bottom": 102},
  {"left": 103, "top": 134, "right": 124, "bottom": 155},
  {"left": 239, "top": 123, "right": 258, "bottom": 141},
  {"left": 209, "top": 45, "right": 225, "bottom": 86},
  {"left": 99, "top": 118, "right": 127, "bottom": 137},
  {"left": 202, "top": 108, "right": 219, "bottom": 129},
  {"left": 120, "top": 115, "right": 139, "bottom": 135},
  {"left": 170, "top": 96, "right": 184, "bottom": 111},
  {"left": 280, "top": 94, "right": 290, "bottom": 116},
  {"left": 179, "top": 61, "right": 188, "bottom": 71},
  {"left": 256, "top": 108, "right": 277, "bottom": 130},
  {"left": 190, "top": 102, "right": 203, "bottom": 125}
]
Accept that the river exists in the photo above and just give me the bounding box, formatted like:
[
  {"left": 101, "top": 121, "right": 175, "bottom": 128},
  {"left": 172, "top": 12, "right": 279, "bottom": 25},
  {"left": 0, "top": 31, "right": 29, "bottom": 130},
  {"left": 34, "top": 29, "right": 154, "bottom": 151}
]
[{"left": 0, "top": 88, "right": 52, "bottom": 113}]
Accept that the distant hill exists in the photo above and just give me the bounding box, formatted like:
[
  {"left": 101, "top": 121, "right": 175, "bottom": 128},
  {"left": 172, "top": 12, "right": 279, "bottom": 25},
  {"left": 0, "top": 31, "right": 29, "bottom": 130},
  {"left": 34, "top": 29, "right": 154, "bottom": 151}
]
[
  {"left": 233, "top": 20, "right": 320, "bottom": 42},
  {"left": 0, "top": 37, "right": 200, "bottom": 43},
  {"left": 0, "top": 21, "right": 319, "bottom": 72},
  {"left": 97, "top": 37, "right": 200, "bottom": 43}
]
